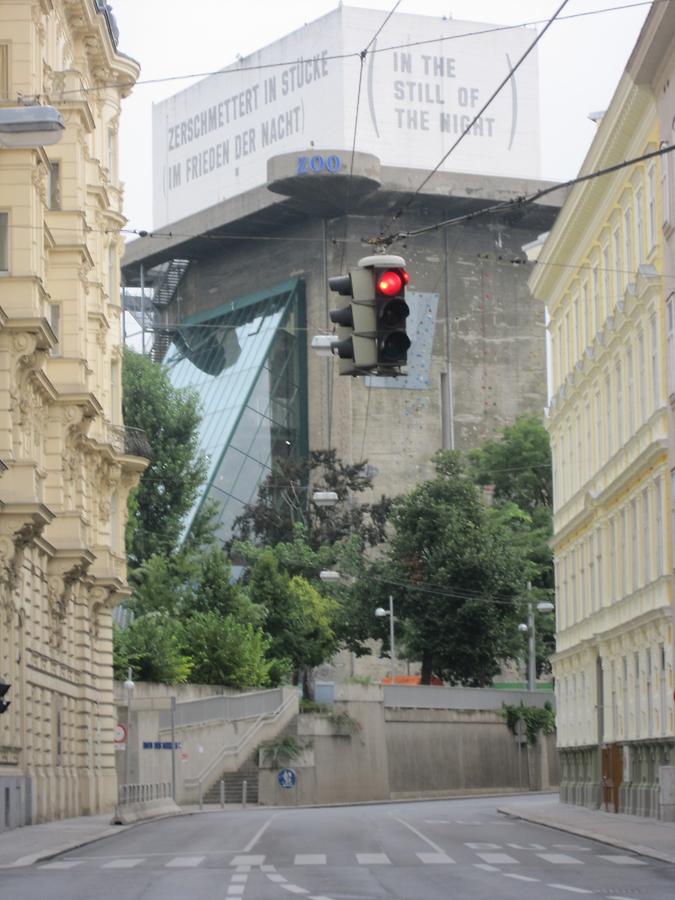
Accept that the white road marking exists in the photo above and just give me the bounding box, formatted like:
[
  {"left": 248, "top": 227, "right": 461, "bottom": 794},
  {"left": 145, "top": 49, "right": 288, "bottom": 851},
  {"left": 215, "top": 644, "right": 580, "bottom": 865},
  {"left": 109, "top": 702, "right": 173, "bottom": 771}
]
[
  {"left": 424, "top": 819, "right": 450, "bottom": 824},
  {"left": 474, "top": 863, "right": 500, "bottom": 872},
  {"left": 504, "top": 874, "right": 541, "bottom": 882},
  {"left": 227, "top": 887, "right": 245, "bottom": 897},
  {"left": 261, "top": 865, "right": 275, "bottom": 872},
  {"left": 244, "top": 816, "right": 277, "bottom": 853},
  {"left": 231, "top": 874, "right": 249, "bottom": 883},
  {"left": 553, "top": 844, "right": 591, "bottom": 851},
  {"left": 546, "top": 884, "right": 592, "bottom": 894},
  {"left": 39, "top": 861, "right": 82, "bottom": 870},
  {"left": 391, "top": 815, "right": 447, "bottom": 855},
  {"left": 597, "top": 855, "right": 647, "bottom": 865},
  {"left": 416, "top": 852, "right": 455, "bottom": 864},
  {"left": 165, "top": 856, "right": 204, "bottom": 868},
  {"left": 309, "top": 896, "right": 334, "bottom": 900},
  {"left": 294, "top": 855, "right": 326, "bottom": 865},
  {"left": 236, "top": 865, "right": 251, "bottom": 873},
  {"left": 356, "top": 853, "right": 390, "bottom": 865},
  {"left": 536, "top": 853, "right": 584, "bottom": 865},
  {"left": 455, "top": 820, "right": 484, "bottom": 825},
  {"left": 465, "top": 842, "right": 502, "bottom": 850},
  {"left": 476, "top": 852, "right": 519, "bottom": 865},
  {"left": 507, "top": 843, "right": 546, "bottom": 850},
  {"left": 102, "top": 858, "right": 145, "bottom": 868},
  {"left": 266, "top": 873, "right": 287, "bottom": 883},
  {"left": 281, "top": 886, "right": 309, "bottom": 895},
  {"left": 231, "top": 855, "right": 265, "bottom": 866}
]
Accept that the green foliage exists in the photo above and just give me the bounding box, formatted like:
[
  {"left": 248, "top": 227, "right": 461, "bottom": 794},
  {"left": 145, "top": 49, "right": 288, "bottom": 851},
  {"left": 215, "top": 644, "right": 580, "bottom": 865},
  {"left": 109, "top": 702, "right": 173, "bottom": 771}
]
[
  {"left": 122, "top": 348, "right": 207, "bottom": 565},
  {"left": 258, "top": 734, "right": 305, "bottom": 767},
  {"left": 183, "top": 612, "right": 272, "bottom": 689},
  {"left": 325, "top": 711, "right": 361, "bottom": 734},
  {"left": 501, "top": 701, "right": 556, "bottom": 744},
  {"left": 232, "top": 449, "right": 390, "bottom": 551},
  {"left": 353, "top": 451, "right": 523, "bottom": 686},
  {"left": 113, "top": 614, "right": 192, "bottom": 684},
  {"left": 299, "top": 700, "right": 332, "bottom": 714}
]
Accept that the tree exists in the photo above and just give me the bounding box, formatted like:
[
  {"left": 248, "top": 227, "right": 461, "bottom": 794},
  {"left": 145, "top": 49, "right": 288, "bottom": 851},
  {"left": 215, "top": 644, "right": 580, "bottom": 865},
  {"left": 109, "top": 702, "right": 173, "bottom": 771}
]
[
  {"left": 122, "top": 348, "right": 206, "bottom": 566},
  {"left": 467, "top": 416, "right": 555, "bottom": 674},
  {"left": 183, "top": 613, "right": 273, "bottom": 688},
  {"left": 355, "top": 451, "right": 522, "bottom": 686},
  {"left": 113, "top": 613, "right": 192, "bottom": 684},
  {"left": 231, "top": 449, "right": 390, "bottom": 551}
]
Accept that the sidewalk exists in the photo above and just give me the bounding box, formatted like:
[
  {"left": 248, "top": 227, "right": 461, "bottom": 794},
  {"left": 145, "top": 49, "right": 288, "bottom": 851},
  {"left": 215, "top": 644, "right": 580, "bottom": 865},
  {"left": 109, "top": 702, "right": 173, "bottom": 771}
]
[
  {"left": 0, "top": 813, "right": 132, "bottom": 869},
  {"left": 498, "top": 797, "right": 675, "bottom": 865}
]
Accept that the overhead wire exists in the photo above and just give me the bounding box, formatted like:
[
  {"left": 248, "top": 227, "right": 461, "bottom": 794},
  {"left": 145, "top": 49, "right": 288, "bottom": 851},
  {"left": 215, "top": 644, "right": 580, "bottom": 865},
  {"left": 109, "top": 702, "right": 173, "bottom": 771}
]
[
  {"left": 10, "top": 0, "right": 659, "bottom": 101},
  {"left": 379, "top": 0, "right": 572, "bottom": 241}
]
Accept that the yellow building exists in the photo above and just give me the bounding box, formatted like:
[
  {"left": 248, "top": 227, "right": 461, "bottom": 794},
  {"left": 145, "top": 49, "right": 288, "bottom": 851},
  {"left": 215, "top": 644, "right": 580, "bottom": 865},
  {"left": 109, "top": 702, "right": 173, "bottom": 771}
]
[
  {"left": 529, "top": 8, "right": 675, "bottom": 818},
  {"left": 0, "top": 1, "right": 145, "bottom": 828}
]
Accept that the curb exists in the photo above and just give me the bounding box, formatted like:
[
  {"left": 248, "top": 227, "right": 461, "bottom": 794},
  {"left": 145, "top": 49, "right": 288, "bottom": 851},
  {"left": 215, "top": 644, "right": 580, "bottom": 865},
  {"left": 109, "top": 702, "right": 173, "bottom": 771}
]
[
  {"left": 497, "top": 806, "right": 675, "bottom": 866},
  {"left": 0, "top": 810, "right": 186, "bottom": 870}
]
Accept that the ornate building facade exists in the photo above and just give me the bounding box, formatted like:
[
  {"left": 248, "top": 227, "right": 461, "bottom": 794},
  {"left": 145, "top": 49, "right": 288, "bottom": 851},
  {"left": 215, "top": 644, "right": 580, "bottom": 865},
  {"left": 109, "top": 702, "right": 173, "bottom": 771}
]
[
  {"left": 0, "top": 1, "right": 145, "bottom": 829},
  {"left": 529, "top": 5, "right": 675, "bottom": 819}
]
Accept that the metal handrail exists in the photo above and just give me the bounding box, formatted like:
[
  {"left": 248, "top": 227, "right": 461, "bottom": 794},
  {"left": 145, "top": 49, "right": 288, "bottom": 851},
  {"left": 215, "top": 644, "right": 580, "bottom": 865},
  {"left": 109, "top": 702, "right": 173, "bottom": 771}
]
[
  {"left": 185, "top": 691, "right": 298, "bottom": 794},
  {"left": 117, "top": 782, "right": 171, "bottom": 805}
]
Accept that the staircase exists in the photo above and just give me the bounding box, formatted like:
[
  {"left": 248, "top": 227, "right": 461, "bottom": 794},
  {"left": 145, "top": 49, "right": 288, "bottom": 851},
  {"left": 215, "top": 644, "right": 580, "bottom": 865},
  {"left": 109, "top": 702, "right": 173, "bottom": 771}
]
[{"left": 202, "top": 754, "right": 259, "bottom": 805}]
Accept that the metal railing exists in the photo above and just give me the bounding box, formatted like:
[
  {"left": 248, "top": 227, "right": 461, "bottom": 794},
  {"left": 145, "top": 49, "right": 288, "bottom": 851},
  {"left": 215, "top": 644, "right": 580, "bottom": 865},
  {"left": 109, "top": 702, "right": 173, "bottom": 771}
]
[
  {"left": 159, "top": 688, "right": 284, "bottom": 730},
  {"left": 383, "top": 685, "right": 556, "bottom": 711},
  {"left": 117, "top": 782, "right": 171, "bottom": 805},
  {"left": 186, "top": 690, "right": 298, "bottom": 803}
]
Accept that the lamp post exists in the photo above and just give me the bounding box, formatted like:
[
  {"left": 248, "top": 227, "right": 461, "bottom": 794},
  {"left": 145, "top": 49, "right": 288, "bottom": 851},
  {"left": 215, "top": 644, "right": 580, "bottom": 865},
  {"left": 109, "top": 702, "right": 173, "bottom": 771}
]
[
  {"left": 123, "top": 668, "right": 134, "bottom": 788},
  {"left": 375, "top": 595, "right": 396, "bottom": 682},
  {"left": 519, "top": 582, "right": 554, "bottom": 692}
]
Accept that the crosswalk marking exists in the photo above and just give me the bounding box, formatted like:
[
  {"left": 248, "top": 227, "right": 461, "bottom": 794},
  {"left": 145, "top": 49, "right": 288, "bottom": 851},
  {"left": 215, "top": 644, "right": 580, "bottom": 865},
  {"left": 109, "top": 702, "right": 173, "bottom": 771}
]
[
  {"left": 267, "top": 873, "right": 286, "bottom": 883},
  {"left": 546, "top": 884, "right": 592, "bottom": 894},
  {"left": 465, "top": 842, "right": 501, "bottom": 850},
  {"left": 39, "top": 861, "right": 82, "bottom": 870},
  {"left": 504, "top": 874, "right": 540, "bottom": 882},
  {"left": 507, "top": 843, "right": 546, "bottom": 850},
  {"left": 294, "top": 854, "right": 326, "bottom": 865},
  {"left": 416, "top": 852, "right": 455, "bottom": 864},
  {"left": 476, "top": 852, "right": 519, "bottom": 865},
  {"left": 102, "top": 859, "right": 144, "bottom": 869},
  {"left": 356, "top": 853, "right": 390, "bottom": 865},
  {"left": 227, "top": 887, "right": 245, "bottom": 896},
  {"left": 597, "top": 854, "right": 647, "bottom": 865},
  {"left": 474, "top": 863, "right": 500, "bottom": 872},
  {"left": 231, "top": 854, "right": 265, "bottom": 866},
  {"left": 165, "top": 856, "right": 205, "bottom": 868},
  {"left": 281, "top": 886, "right": 309, "bottom": 895},
  {"left": 231, "top": 874, "right": 249, "bottom": 883},
  {"left": 536, "top": 853, "right": 584, "bottom": 865}
]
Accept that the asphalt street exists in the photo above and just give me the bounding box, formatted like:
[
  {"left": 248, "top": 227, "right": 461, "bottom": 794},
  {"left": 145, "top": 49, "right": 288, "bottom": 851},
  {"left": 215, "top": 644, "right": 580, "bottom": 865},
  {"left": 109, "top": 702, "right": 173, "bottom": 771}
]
[{"left": 1, "top": 795, "right": 674, "bottom": 900}]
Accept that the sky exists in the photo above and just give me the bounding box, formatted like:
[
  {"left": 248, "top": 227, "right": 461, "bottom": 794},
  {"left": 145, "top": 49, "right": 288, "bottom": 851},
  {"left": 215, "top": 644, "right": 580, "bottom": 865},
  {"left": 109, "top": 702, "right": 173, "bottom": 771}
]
[{"left": 110, "top": 0, "right": 653, "bottom": 233}]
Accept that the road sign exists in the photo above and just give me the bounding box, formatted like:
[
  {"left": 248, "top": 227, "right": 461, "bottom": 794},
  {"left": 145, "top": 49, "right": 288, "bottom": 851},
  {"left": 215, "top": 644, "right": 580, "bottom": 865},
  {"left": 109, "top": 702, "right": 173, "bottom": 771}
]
[
  {"left": 277, "top": 768, "right": 297, "bottom": 789},
  {"left": 114, "top": 723, "right": 128, "bottom": 744}
]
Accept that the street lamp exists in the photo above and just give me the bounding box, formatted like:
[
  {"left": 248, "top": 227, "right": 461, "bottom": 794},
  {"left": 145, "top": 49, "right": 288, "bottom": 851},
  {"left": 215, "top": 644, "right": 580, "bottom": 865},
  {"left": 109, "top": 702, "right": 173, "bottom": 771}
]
[
  {"left": 319, "top": 569, "right": 341, "bottom": 582},
  {"left": 375, "top": 595, "right": 396, "bottom": 682},
  {"left": 519, "top": 582, "right": 554, "bottom": 692},
  {"left": 312, "top": 491, "right": 338, "bottom": 507},
  {"left": 0, "top": 106, "right": 65, "bottom": 148},
  {"left": 123, "top": 669, "right": 134, "bottom": 788}
]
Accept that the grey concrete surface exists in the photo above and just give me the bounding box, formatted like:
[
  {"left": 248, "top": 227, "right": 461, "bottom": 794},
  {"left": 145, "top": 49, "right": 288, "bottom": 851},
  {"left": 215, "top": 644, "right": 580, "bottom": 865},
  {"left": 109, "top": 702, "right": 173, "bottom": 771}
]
[
  {"left": 0, "top": 795, "right": 674, "bottom": 899},
  {"left": 499, "top": 795, "right": 675, "bottom": 865}
]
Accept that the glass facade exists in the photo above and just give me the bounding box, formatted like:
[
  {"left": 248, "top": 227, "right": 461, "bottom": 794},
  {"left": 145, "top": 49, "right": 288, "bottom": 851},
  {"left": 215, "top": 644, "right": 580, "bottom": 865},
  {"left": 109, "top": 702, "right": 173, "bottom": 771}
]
[{"left": 165, "top": 279, "right": 307, "bottom": 543}]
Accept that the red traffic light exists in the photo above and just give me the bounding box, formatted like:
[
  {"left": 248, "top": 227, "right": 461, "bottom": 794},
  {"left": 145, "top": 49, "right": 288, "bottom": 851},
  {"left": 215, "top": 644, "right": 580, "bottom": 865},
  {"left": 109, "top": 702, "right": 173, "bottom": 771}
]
[{"left": 377, "top": 269, "right": 407, "bottom": 296}]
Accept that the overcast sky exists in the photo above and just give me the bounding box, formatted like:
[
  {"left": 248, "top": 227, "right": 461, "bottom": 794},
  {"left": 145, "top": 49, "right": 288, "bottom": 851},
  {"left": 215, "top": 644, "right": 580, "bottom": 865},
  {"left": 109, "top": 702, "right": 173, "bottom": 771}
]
[{"left": 111, "top": 0, "right": 652, "bottom": 232}]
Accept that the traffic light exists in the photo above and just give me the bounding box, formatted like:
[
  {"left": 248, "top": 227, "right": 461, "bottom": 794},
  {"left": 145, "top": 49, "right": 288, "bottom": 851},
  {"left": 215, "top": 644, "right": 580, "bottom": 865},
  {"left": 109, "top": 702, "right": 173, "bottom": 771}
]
[
  {"left": 373, "top": 261, "right": 410, "bottom": 370},
  {"left": 0, "top": 681, "right": 10, "bottom": 715},
  {"left": 328, "top": 254, "right": 409, "bottom": 376}
]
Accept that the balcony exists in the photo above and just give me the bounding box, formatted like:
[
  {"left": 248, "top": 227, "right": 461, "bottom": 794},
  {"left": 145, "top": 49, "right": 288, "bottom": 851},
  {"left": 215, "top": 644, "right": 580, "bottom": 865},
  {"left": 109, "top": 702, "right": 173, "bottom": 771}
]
[{"left": 109, "top": 424, "right": 152, "bottom": 460}]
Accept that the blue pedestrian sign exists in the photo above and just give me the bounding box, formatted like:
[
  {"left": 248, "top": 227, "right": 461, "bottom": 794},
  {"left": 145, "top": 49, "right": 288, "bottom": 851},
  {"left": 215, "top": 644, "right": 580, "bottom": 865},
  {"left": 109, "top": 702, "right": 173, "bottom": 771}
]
[{"left": 277, "top": 767, "right": 297, "bottom": 789}]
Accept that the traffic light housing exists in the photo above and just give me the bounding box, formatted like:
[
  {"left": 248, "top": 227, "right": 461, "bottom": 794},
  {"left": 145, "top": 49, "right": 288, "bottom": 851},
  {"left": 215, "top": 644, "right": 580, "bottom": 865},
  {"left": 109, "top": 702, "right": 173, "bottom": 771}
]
[
  {"left": 0, "top": 681, "right": 10, "bottom": 715},
  {"left": 328, "top": 254, "right": 409, "bottom": 376}
]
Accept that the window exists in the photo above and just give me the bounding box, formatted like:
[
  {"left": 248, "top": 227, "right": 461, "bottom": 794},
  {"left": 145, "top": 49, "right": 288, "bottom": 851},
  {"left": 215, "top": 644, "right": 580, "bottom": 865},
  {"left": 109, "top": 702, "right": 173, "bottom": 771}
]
[
  {"left": 638, "top": 329, "right": 647, "bottom": 422},
  {"left": 634, "top": 652, "right": 641, "bottom": 738},
  {"left": 668, "top": 294, "right": 675, "bottom": 394},
  {"left": 583, "top": 283, "right": 591, "bottom": 350},
  {"left": 49, "top": 304, "right": 61, "bottom": 358},
  {"left": 648, "top": 165, "right": 657, "bottom": 250},
  {"left": 635, "top": 186, "right": 644, "bottom": 264},
  {"left": 662, "top": 152, "right": 671, "bottom": 228},
  {"left": 624, "top": 206, "right": 633, "bottom": 276},
  {"left": 595, "top": 528, "right": 603, "bottom": 610},
  {"left": 48, "top": 160, "right": 61, "bottom": 210},
  {"left": 659, "top": 644, "right": 667, "bottom": 735},
  {"left": 557, "top": 322, "right": 564, "bottom": 386},
  {"left": 650, "top": 313, "right": 660, "bottom": 411},
  {"left": 584, "top": 400, "right": 591, "bottom": 483},
  {"left": 646, "top": 647, "right": 653, "bottom": 736},
  {"left": 609, "top": 517, "right": 617, "bottom": 603},
  {"left": 605, "top": 372, "right": 613, "bottom": 457},
  {"left": 602, "top": 243, "right": 610, "bottom": 316},
  {"left": 622, "top": 656, "right": 629, "bottom": 737},
  {"left": 626, "top": 345, "right": 635, "bottom": 435},
  {"left": 0, "top": 211, "right": 7, "bottom": 272},
  {"left": 592, "top": 265, "right": 600, "bottom": 334},
  {"left": 631, "top": 497, "right": 638, "bottom": 592},
  {"left": 615, "top": 360, "right": 623, "bottom": 446},
  {"left": 573, "top": 295, "right": 580, "bottom": 362},
  {"left": 108, "top": 244, "right": 117, "bottom": 299},
  {"left": 613, "top": 227, "right": 622, "bottom": 304},
  {"left": 655, "top": 476, "right": 664, "bottom": 576},
  {"left": 107, "top": 126, "right": 116, "bottom": 178},
  {"left": 0, "top": 44, "right": 8, "bottom": 100},
  {"left": 620, "top": 509, "right": 627, "bottom": 599},
  {"left": 643, "top": 486, "right": 651, "bottom": 583},
  {"left": 594, "top": 390, "right": 602, "bottom": 467}
]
